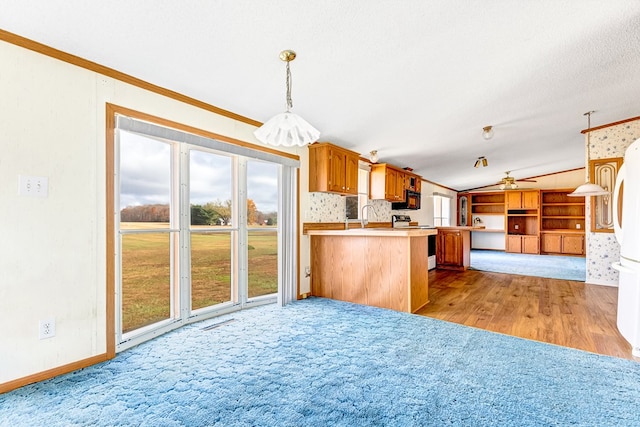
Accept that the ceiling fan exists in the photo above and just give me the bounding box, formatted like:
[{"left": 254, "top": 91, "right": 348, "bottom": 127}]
[{"left": 497, "top": 171, "right": 536, "bottom": 190}]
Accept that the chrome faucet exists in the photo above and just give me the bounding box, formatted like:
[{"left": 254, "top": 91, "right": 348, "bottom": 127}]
[{"left": 361, "top": 204, "right": 378, "bottom": 228}]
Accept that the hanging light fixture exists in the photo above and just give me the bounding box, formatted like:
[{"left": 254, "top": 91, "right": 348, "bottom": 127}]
[
  {"left": 568, "top": 111, "right": 609, "bottom": 197},
  {"left": 254, "top": 50, "right": 320, "bottom": 147},
  {"left": 474, "top": 156, "right": 488, "bottom": 168},
  {"left": 369, "top": 150, "right": 379, "bottom": 163},
  {"left": 482, "top": 125, "right": 494, "bottom": 140}
]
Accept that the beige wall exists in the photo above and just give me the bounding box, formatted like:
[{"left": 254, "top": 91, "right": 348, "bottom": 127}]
[{"left": 0, "top": 39, "right": 306, "bottom": 385}]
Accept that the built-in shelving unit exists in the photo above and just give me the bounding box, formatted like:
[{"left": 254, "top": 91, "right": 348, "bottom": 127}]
[
  {"left": 505, "top": 190, "right": 540, "bottom": 254},
  {"left": 471, "top": 192, "right": 505, "bottom": 215},
  {"left": 540, "top": 189, "right": 586, "bottom": 256}
]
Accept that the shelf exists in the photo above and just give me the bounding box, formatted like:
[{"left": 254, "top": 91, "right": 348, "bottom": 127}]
[
  {"left": 542, "top": 216, "right": 584, "bottom": 219},
  {"left": 507, "top": 213, "right": 538, "bottom": 217},
  {"left": 471, "top": 212, "right": 504, "bottom": 216},
  {"left": 473, "top": 202, "right": 503, "bottom": 206},
  {"left": 542, "top": 203, "right": 585, "bottom": 206},
  {"left": 471, "top": 228, "right": 505, "bottom": 233},
  {"left": 541, "top": 229, "right": 585, "bottom": 234}
]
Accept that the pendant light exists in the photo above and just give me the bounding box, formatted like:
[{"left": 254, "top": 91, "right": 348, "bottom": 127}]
[
  {"left": 254, "top": 50, "right": 320, "bottom": 147},
  {"left": 568, "top": 111, "right": 609, "bottom": 197}
]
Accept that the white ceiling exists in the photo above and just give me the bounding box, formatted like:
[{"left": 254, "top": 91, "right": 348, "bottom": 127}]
[{"left": 2, "top": 1, "right": 640, "bottom": 190}]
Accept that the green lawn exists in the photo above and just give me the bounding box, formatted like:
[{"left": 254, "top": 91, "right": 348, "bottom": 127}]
[{"left": 121, "top": 227, "right": 277, "bottom": 333}]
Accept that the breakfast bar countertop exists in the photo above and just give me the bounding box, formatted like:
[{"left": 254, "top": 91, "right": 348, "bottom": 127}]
[{"left": 306, "top": 228, "right": 437, "bottom": 237}]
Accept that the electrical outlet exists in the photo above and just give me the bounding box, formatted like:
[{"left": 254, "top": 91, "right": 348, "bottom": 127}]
[
  {"left": 576, "top": 223, "right": 581, "bottom": 229},
  {"left": 19, "top": 175, "right": 49, "bottom": 197},
  {"left": 39, "top": 318, "right": 56, "bottom": 340},
  {"left": 514, "top": 224, "right": 519, "bottom": 229}
]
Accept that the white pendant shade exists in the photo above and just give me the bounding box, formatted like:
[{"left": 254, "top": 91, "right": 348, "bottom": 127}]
[
  {"left": 567, "top": 182, "right": 610, "bottom": 197},
  {"left": 254, "top": 112, "right": 320, "bottom": 147}
]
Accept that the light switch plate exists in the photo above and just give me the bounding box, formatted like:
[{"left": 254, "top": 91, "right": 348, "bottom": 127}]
[{"left": 19, "top": 175, "right": 48, "bottom": 197}]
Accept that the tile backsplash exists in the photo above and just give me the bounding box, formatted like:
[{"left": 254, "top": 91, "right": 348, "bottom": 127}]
[{"left": 307, "top": 192, "right": 391, "bottom": 223}]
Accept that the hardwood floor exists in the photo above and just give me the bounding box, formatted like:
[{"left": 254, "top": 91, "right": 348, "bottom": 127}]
[{"left": 417, "top": 268, "right": 637, "bottom": 360}]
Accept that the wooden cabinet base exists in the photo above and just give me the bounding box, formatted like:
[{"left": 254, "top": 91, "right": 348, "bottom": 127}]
[{"left": 310, "top": 234, "right": 429, "bottom": 313}]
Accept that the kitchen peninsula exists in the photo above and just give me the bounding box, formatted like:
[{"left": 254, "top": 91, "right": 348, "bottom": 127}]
[{"left": 307, "top": 228, "right": 437, "bottom": 313}]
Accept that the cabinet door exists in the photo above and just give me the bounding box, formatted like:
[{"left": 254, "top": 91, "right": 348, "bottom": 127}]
[
  {"left": 395, "top": 172, "right": 406, "bottom": 200},
  {"left": 458, "top": 195, "right": 469, "bottom": 226},
  {"left": 439, "top": 230, "right": 462, "bottom": 266},
  {"left": 506, "top": 191, "right": 522, "bottom": 210},
  {"left": 522, "top": 191, "right": 539, "bottom": 209},
  {"left": 562, "top": 235, "right": 584, "bottom": 255},
  {"left": 328, "top": 148, "right": 346, "bottom": 193},
  {"left": 384, "top": 168, "right": 397, "bottom": 200},
  {"left": 541, "top": 234, "right": 562, "bottom": 253},
  {"left": 344, "top": 153, "right": 359, "bottom": 195},
  {"left": 522, "top": 236, "right": 539, "bottom": 254},
  {"left": 506, "top": 235, "right": 522, "bottom": 253}
]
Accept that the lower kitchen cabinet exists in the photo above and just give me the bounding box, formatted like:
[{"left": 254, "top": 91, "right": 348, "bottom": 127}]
[
  {"left": 436, "top": 228, "right": 471, "bottom": 270},
  {"left": 541, "top": 233, "right": 585, "bottom": 256},
  {"left": 506, "top": 235, "right": 539, "bottom": 254}
]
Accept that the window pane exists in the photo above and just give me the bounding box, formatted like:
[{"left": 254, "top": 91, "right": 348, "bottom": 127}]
[
  {"left": 190, "top": 231, "right": 232, "bottom": 310},
  {"left": 121, "top": 232, "right": 171, "bottom": 333},
  {"left": 248, "top": 229, "right": 278, "bottom": 298},
  {"left": 119, "top": 132, "right": 171, "bottom": 228},
  {"left": 189, "top": 150, "right": 232, "bottom": 227},
  {"left": 247, "top": 161, "right": 278, "bottom": 298},
  {"left": 189, "top": 150, "right": 233, "bottom": 311}
]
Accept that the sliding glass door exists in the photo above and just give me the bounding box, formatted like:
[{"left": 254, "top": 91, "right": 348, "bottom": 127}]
[
  {"left": 118, "top": 132, "right": 178, "bottom": 335},
  {"left": 113, "top": 114, "right": 298, "bottom": 351}
]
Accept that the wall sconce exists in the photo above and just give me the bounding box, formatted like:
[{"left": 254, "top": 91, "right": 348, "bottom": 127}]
[
  {"left": 369, "top": 150, "right": 379, "bottom": 163},
  {"left": 482, "top": 126, "right": 494, "bottom": 140},
  {"left": 474, "top": 156, "right": 488, "bottom": 168}
]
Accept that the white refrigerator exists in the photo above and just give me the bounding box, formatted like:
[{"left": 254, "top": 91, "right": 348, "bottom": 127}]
[{"left": 612, "top": 137, "right": 640, "bottom": 357}]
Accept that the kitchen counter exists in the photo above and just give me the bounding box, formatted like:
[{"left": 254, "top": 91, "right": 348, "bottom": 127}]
[
  {"left": 307, "top": 228, "right": 435, "bottom": 313},
  {"left": 436, "top": 226, "right": 485, "bottom": 231},
  {"left": 307, "top": 228, "right": 437, "bottom": 237}
]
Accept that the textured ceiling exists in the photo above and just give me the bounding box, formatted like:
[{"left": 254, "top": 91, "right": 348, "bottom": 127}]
[{"left": 2, "top": 1, "right": 640, "bottom": 190}]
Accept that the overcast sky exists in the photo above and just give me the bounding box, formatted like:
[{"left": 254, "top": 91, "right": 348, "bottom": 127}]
[{"left": 119, "top": 131, "right": 279, "bottom": 214}]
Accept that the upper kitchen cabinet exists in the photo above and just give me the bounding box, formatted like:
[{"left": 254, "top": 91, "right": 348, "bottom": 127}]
[
  {"left": 308, "top": 142, "right": 360, "bottom": 195},
  {"left": 370, "top": 163, "right": 406, "bottom": 202},
  {"left": 505, "top": 190, "right": 539, "bottom": 210}
]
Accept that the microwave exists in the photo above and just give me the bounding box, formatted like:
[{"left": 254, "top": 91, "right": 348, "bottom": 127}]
[{"left": 392, "top": 190, "right": 421, "bottom": 210}]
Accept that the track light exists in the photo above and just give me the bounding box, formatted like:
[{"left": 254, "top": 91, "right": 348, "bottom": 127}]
[{"left": 474, "top": 156, "right": 488, "bottom": 168}]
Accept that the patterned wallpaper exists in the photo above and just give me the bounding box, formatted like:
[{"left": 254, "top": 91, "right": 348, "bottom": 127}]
[
  {"left": 307, "top": 192, "right": 391, "bottom": 223},
  {"left": 587, "top": 119, "right": 640, "bottom": 285}
]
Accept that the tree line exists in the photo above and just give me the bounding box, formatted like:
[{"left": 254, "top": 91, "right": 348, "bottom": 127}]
[{"left": 120, "top": 199, "right": 277, "bottom": 226}]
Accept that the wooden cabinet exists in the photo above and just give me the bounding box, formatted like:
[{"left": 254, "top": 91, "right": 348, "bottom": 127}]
[
  {"left": 308, "top": 142, "right": 360, "bottom": 195},
  {"left": 505, "top": 190, "right": 540, "bottom": 254},
  {"left": 541, "top": 233, "right": 585, "bottom": 256},
  {"left": 436, "top": 228, "right": 471, "bottom": 270},
  {"left": 540, "top": 189, "right": 586, "bottom": 256},
  {"left": 506, "top": 190, "right": 539, "bottom": 210},
  {"left": 370, "top": 163, "right": 406, "bottom": 202},
  {"left": 404, "top": 171, "right": 421, "bottom": 192},
  {"left": 507, "top": 235, "right": 539, "bottom": 254}
]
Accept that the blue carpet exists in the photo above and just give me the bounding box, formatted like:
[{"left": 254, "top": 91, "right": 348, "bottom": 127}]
[
  {"left": 2, "top": 298, "right": 639, "bottom": 426},
  {"left": 471, "top": 249, "right": 586, "bottom": 281}
]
